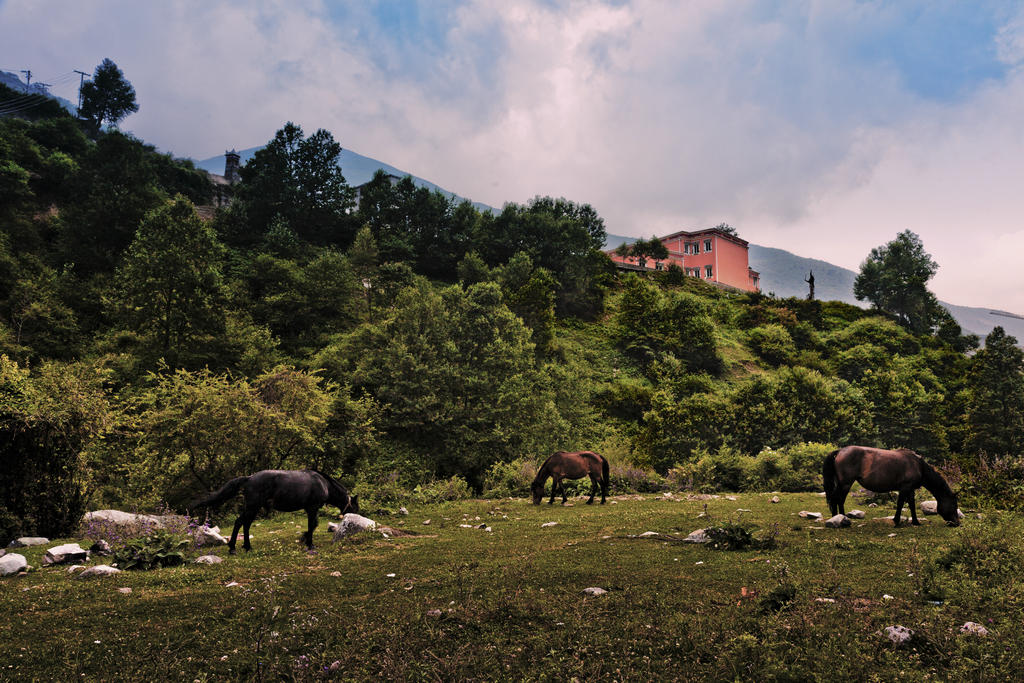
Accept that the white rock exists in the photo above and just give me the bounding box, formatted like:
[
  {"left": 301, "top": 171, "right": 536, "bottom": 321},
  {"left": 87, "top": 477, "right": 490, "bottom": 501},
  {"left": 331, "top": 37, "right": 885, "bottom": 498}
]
[
  {"left": 66, "top": 565, "right": 86, "bottom": 574},
  {"left": 770, "top": 496, "right": 781, "bottom": 504},
  {"left": 824, "top": 515, "right": 851, "bottom": 528},
  {"left": 398, "top": 507, "right": 409, "bottom": 516},
  {"left": 0, "top": 553, "right": 27, "bottom": 577},
  {"left": 426, "top": 609, "right": 442, "bottom": 617},
  {"left": 194, "top": 555, "right": 223, "bottom": 565},
  {"left": 920, "top": 500, "right": 938, "bottom": 515},
  {"left": 798, "top": 511, "right": 822, "bottom": 520},
  {"left": 332, "top": 513, "right": 377, "bottom": 540},
  {"left": 959, "top": 622, "right": 989, "bottom": 637},
  {"left": 422, "top": 519, "right": 431, "bottom": 525},
  {"left": 78, "top": 565, "right": 121, "bottom": 579},
  {"left": 117, "top": 587, "right": 132, "bottom": 594},
  {"left": 639, "top": 531, "right": 660, "bottom": 537},
  {"left": 195, "top": 527, "right": 228, "bottom": 547},
  {"left": 683, "top": 529, "right": 711, "bottom": 544},
  {"left": 8, "top": 537, "right": 48, "bottom": 548},
  {"left": 815, "top": 598, "right": 836, "bottom": 603},
  {"left": 882, "top": 625, "right": 913, "bottom": 645},
  {"left": 847, "top": 510, "right": 865, "bottom": 519},
  {"left": 224, "top": 581, "right": 241, "bottom": 587},
  {"left": 541, "top": 522, "right": 558, "bottom": 528},
  {"left": 882, "top": 594, "right": 895, "bottom": 600},
  {"left": 581, "top": 587, "right": 607, "bottom": 596},
  {"left": 725, "top": 496, "right": 737, "bottom": 501},
  {"left": 43, "top": 543, "right": 89, "bottom": 566},
  {"left": 83, "top": 509, "right": 183, "bottom": 530}
]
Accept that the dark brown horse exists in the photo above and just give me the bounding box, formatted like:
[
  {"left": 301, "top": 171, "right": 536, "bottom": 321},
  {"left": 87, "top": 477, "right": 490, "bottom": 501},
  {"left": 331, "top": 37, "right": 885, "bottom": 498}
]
[
  {"left": 194, "top": 469, "right": 358, "bottom": 553},
  {"left": 823, "top": 446, "right": 959, "bottom": 527},
  {"left": 531, "top": 451, "right": 609, "bottom": 505}
]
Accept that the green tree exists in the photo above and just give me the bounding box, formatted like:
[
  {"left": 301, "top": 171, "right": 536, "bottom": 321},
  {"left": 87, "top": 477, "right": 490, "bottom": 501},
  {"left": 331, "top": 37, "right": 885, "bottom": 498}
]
[
  {"left": 236, "top": 122, "right": 354, "bottom": 245},
  {"left": 0, "top": 357, "right": 111, "bottom": 544},
  {"left": 114, "top": 197, "right": 226, "bottom": 362},
  {"left": 965, "top": 327, "right": 1024, "bottom": 455},
  {"left": 616, "top": 237, "right": 669, "bottom": 269},
  {"left": 78, "top": 58, "right": 139, "bottom": 135},
  {"left": 853, "top": 230, "right": 943, "bottom": 334}
]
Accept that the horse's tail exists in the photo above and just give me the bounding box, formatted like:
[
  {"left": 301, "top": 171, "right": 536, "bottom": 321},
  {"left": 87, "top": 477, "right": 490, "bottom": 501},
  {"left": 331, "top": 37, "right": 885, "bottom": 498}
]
[
  {"left": 822, "top": 450, "right": 839, "bottom": 507},
  {"left": 601, "top": 455, "right": 610, "bottom": 496},
  {"left": 192, "top": 476, "right": 249, "bottom": 511}
]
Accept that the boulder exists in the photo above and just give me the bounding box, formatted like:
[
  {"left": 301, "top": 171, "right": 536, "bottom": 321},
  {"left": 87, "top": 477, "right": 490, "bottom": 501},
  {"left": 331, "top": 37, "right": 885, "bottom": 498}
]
[
  {"left": 798, "top": 511, "right": 822, "bottom": 520},
  {"left": 332, "top": 513, "right": 377, "bottom": 541},
  {"left": 882, "top": 625, "right": 913, "bottom": 646},
  {"left": 78, "top": 565, "right": 121, "bottom": 579},
  {"left": 920, "top": 500, "right": 939, "bottom": 515},
  {"left": 43, "top": 543, "right": 89, "bottom": 566},
  {"left": 959, "top": 622, "right": 989, "bottom": 637},
  {"left": 195, "top": 526, "right": 228, "bottom": 547},
  {"left": 194, "top": 555, "right": 223, "bottom": 565},
  {"left": 398, "top": 507, "right": 409, "bottom": 516},
  {"left": 541, "top": 522, "right": 558, "bottom": 528},
  {"left": 0, "top": 553, "right": 28, "bottom": 577},
  {"left": 683, "top": 529, "right": 711, "bottom": 544},
  {"left": 847, "top": 510, "right": 865, "bottom": 519},
  {"left": 8, "top": 537, "right": 48, "bottom": 548},
  {"left": 83, "top": 510, "right": 186, "bottom": 531},
  {"left": 770, "top": 496, "right": 781, "bottom": 504},
  {"left": 824, "top": 515, "right": 851, "bottom": 528}
]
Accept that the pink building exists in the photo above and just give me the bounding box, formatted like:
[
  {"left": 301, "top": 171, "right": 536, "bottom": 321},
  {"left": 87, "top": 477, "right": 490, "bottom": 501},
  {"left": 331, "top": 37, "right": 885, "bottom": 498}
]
[{"left": 608, "top": 227, "right": 760, "bottom": 292}]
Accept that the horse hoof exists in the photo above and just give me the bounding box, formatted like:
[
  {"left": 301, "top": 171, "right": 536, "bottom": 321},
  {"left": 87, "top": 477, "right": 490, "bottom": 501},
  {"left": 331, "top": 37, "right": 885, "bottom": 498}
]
[{"left": 228, "top": 548, "right": 236, "bottom": 555}]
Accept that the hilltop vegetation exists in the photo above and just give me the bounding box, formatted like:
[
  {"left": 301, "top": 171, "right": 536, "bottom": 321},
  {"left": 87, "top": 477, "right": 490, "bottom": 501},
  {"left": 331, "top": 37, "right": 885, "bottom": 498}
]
[{"left": 2, "top": 110, "right": 1023, "bottom": 545}]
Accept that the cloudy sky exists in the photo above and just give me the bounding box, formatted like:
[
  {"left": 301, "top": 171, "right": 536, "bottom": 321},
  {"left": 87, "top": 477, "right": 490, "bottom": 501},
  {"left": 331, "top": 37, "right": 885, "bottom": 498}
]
[{"left": 3, "top": 0, "right": 1024, "bottom": 311}]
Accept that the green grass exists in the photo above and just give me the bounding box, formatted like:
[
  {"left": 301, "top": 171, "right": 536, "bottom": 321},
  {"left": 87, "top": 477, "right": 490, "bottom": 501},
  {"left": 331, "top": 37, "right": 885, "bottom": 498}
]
[{"left": 2, "top": 494, "right": 1021, "bottom": 681}]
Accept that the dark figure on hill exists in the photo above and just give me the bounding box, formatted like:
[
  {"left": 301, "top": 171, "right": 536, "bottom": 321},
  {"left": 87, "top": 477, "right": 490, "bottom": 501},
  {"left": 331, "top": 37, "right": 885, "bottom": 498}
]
[
  {"left": 193, "top": 469, "right": 358, "bottom": 553},
  {"left": 531, "top": 451, "right": 609, "bottom": 505},
  {"left": 823, "top": 446, "right": 959, "bottom": 527},
  {"left": 805, "top": 270, "right": 815, "bottom": 301}
]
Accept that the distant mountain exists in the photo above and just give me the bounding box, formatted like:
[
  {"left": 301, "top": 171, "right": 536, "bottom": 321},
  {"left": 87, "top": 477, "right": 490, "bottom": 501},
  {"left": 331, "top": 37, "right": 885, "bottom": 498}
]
[
  {"left": 195, "top": 147, "right": 496, "bottom": 215},
  {"left": 0, "top": 71, "right": 77, "bottom": 114},
  {"left": 747, "top": 244, "right": 1024, "bottom": 343}
]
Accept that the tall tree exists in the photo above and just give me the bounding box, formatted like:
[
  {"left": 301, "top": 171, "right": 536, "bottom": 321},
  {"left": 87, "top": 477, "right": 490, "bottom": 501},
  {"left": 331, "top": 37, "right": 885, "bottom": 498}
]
[
  {"left": 853, "top": 230, "right": 943, "bottom": 334},
  {"left": 236, "top": 122, "right": 354, "bottom": 245},
  {"left": 965, "top": 326, "right": 1024, "bottom": 456},
  {"left": 114, "top": 197, "right": 225, "bottom": 362},
  {"left": 78, "top": 59, "right": 139, "bottom": 135}
]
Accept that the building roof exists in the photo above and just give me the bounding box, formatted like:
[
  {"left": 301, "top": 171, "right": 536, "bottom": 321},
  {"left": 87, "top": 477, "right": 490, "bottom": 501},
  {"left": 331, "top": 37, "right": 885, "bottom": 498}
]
[{"left": 658, "top": 227, "right": 750, "bottom": 248}]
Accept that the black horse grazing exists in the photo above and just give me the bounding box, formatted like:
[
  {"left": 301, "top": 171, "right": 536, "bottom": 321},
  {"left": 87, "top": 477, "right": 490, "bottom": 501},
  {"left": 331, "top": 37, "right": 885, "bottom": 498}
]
[
  {"left": 823, "top": 446, "right": 959, "bottom": 527},
  {"left": 194, "top": 470, "right": 359, "bottom": 553},
  {"left": 531, "top": 451, "right": 609, "bottom": 505}
]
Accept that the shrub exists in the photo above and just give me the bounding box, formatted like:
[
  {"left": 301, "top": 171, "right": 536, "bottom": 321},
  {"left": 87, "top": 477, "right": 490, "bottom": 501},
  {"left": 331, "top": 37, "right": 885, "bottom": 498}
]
[
  {"left": 111, "top": 528, "right": 189, "bottom": 570},
  {"left": 745, "top": 443, "right": 834, "bottom": 492},
  {"left": 668, "top": 446, "right": 749, "bottom": 492},
  {"left": 482, "top": 458, "right": 536, "bottom": 498},
  {"left": 412, "top": 475, "right": 472, "bottom": 504},
  {"left": 746, "top": 324, "right": 796, "bottom": 366}
]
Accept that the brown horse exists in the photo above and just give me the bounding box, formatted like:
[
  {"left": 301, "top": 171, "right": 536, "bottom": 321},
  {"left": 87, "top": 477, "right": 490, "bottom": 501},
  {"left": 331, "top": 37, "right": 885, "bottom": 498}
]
[
  {"left": 823, "top": 446, "right": 960, "bottom": 527},
  {"left": 531, "top": 451, "right": 609, "bottom": 505}
]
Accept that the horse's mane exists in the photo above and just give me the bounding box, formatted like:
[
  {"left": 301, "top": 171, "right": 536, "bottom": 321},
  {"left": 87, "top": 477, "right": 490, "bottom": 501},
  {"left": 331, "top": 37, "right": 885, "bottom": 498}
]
[{"left": 916, "top": 456, "right": 954, "bottom": 499}]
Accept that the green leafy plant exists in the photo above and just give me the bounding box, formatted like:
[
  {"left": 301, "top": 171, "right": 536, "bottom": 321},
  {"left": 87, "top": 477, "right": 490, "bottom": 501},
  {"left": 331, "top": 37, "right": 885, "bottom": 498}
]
[{"left": 111, "top": 529, "right": 189, "bottom": 570}]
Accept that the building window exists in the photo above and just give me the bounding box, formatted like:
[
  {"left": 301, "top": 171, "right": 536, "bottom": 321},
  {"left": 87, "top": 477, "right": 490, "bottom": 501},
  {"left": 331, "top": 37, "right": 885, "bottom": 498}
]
[
  {"left": 704, "top": 239, "right": 712, "bottom": 252},
  {"left": 705, "top": 265, "right": 713, "bottom": 278}
]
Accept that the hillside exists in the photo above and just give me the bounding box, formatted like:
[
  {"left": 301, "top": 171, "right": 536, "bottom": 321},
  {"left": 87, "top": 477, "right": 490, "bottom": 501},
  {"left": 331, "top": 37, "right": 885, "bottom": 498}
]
[{"left": 196, "top": 147, "right": 496, "bottom": 215}]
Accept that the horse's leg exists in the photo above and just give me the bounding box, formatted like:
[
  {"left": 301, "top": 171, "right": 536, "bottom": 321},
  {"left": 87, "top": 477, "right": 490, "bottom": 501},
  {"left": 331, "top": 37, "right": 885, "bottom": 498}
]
[
  {"left": 586, "top": 473, "right": 598, "bottom": 504},
  {"left": 560, "top": 477, "right": 569, "bottom": 504},
  {"left": 228, "top": 514, "right": 243, "bottom": 555},
  {"left": 304, "top": 507, "right": 319, "bottom": 549},
  {"left": 908, "top": 490, "right": 920, "bottom": 526},
  {"left": 893, "top": 491, "right": 906, "bottom": 527},
  {"left": 548, "top": 476, "right": 557, "bottom": 505},
  {"left": 834, "top": 483, "right": 851, "bottom": 516}
]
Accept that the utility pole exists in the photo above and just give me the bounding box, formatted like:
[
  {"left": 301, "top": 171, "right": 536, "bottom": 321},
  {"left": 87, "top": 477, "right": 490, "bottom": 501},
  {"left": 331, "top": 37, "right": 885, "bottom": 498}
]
[
  {"left": 20, "top": 69, "right": 31, "bottom": 89},
  {"left": 74, "top": 69, "right": 89, "bottom": 113}
]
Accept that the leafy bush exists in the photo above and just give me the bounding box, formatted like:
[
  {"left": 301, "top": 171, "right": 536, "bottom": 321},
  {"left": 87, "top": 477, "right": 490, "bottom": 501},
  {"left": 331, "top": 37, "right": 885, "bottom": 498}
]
[
  {"left": 951, "top": 454, "right": 1024, "bottom": 510},
  {"left": 704, "top": 521, "right": 777, "bottom": 551},
  {"left": 412, "top": 475, "right": 472, "bottom": 504},
  {"left": 668, "top": 446, "right": 748, "bottom": 492},
  {"left": 746, "top": 324, "right": 797, "bottom": 365},
  {"left": 482, "top": 459, "right": 536, "bottom": 498},
  {"left": 745, "top": 443, "right": 834, "bottom": 492},
  {"left": 111, "top": 528, "right": 189, "bottom": 570}
]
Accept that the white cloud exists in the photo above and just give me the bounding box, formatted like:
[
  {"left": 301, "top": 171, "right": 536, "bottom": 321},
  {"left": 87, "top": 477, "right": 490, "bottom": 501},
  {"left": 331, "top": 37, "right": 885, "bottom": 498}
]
[{"left": 3, "top": 0, "right": 1023, "bottom": 311}]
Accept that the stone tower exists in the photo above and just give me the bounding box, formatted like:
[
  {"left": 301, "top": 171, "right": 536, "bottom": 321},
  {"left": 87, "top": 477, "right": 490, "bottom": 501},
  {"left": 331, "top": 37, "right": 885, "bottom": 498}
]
[{"left": 224, "top": 149, "right": 241, "bottom": 184}]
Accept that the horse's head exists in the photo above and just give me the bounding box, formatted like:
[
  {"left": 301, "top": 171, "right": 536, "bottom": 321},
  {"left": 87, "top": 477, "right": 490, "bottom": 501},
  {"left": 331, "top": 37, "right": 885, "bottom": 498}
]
[
  {"left": 938, "top": 493, "right": 961, "bottom": 526},
  {"left": 531, "top": 481, "right": 544, "bottom": 505},
  {"left": 347, "top": 494, "right": 360, "bottom": 515}
]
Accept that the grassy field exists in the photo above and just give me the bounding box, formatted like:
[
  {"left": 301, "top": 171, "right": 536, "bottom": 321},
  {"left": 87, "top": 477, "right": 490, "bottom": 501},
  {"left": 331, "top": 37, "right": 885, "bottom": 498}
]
[{"left": 2, "top": 492, "right": 1022, "bottom": 681}]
